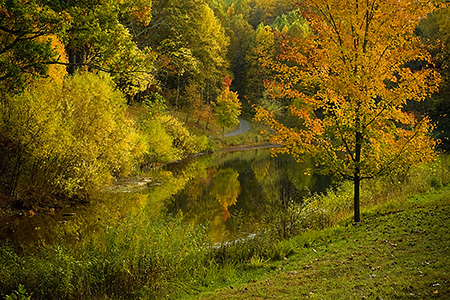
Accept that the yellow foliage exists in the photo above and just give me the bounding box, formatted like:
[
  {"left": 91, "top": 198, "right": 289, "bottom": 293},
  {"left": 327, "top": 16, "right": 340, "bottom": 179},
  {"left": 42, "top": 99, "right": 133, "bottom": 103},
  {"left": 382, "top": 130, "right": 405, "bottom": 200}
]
[
  {"left": 256, "top": 0, "right": 439, "bottom": 188},
  {"left": 0, "top": 73, "right": 141, "bottom": 203},
  {"left": 36, "top": 34, "right": 68, "bottom": 86}
]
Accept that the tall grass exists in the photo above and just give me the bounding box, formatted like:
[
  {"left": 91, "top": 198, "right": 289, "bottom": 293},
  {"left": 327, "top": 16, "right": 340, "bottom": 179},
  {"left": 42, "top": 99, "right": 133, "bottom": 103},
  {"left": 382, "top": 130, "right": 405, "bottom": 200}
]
[
  {"left": 297, "top": 153, "right": 450, "bottom": 230},
  {"left": 1, "top": 155, "right": 449, "bottom": 299}
]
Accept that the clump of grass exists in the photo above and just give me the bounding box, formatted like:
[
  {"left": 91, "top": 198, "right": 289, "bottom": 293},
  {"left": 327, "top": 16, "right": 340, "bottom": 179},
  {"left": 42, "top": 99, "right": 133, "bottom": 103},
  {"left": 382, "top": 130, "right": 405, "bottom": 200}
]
[
  {"left": 292, "top": 154, "right": 450, "bottom": 230},
  {"left": 0, "top": 215, "right": 212, "bottom": 299}
]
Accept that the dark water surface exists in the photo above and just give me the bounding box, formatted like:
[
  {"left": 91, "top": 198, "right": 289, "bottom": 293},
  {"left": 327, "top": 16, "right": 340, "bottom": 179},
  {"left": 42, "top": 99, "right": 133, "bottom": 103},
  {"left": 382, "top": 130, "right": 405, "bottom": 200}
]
[{"left": 0, "top": 148, "right": 331, "bottom": 251}]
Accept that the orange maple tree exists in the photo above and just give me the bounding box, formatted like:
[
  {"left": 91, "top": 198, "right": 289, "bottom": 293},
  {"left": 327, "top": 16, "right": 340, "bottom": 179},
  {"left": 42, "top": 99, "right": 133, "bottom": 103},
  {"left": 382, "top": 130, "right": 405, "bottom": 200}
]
[{"left": 255, "top": 0, "right": 441, "bottom": 222}]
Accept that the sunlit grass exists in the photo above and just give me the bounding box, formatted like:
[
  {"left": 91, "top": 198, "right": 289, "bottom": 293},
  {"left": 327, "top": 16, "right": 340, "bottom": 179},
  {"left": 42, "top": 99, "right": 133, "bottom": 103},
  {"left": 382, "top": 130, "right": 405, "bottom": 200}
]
[
  {"left": 198, "top": 186, "right": 450, "bottom": 299},
  {"left": 1, "top": 155, "right": 449, "bottom": 299}
]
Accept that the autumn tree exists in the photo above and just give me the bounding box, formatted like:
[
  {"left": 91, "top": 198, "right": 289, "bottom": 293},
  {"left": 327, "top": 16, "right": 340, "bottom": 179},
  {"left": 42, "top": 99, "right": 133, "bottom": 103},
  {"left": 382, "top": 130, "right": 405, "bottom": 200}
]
[
  {"left": 245, "top": 24, "right": 276, "bottom": 104},
  {"left": 255, "top": 0, "right": 440, "bottom": 222},
  {"left": 227, "top": 13, "right": 254, "bottom": 97},
  {"left": 215, "top": 76, "right": 242, "bottom": 136},
  {"left": 229, "top": 0, "right": 295, "bottom": 29},
  {"left": 0, "top": 0, "right": 69, "bottom": 93},
  {"left": 0, "top": 73, "right": 142, "bottom": 205},
  {"left": 52, "top": 0, "right": 155, "bottom": 100},
  {"left": 150, "top": 0, "right": 229, "bottom": 107},
  {"left": 0, "top": 0, "right": 155, "bottom": 100},
  {"left": 271, "top": 9, "right": 310, "bottom": 38}
]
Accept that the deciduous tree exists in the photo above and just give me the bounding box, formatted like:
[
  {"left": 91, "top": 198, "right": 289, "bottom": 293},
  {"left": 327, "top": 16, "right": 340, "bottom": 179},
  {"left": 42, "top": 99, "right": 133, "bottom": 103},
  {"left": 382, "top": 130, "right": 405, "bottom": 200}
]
[
  {"left": 0, "top": 0, "right": 68, "bottom": 92},
  {"left": 0, "top": 73, "right": 141, "bottom": 205},
  {"left": 417, "top": 5, "right": 450, "bottom": 148},
  {"left": 245, "top": 24, "right": 276, "bottom": 104},
  {"left": 226, "top": 13, "right": 254, "bottom": 96},
  {"left": 215, "top": 76, "right": 242, "bottom": 136},
  {"left": 255, "top": 0, "right": 440, "bottom": 222},
  {"left": 150, "top": 0, "right": 229, "bottom": 107}
]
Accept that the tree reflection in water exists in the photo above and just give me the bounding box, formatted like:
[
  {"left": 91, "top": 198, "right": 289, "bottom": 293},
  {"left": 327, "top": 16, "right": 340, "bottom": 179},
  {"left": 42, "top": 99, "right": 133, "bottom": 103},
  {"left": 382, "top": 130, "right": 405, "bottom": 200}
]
[
  {"left": 167, "top": 148, "right": 331, "bottom": 243},
  {"left": 0, "top": 148, "right": 331, "bottom": 251}
]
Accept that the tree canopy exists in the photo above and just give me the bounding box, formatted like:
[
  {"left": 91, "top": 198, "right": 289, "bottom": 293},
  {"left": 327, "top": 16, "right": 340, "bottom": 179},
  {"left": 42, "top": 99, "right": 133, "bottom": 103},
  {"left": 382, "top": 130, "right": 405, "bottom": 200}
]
[
  {"left": 1, "top": 0, "right": 448, "bottom": 212},
  {"left": 255, "top": 0, "right": 440, "bottom": 222}
]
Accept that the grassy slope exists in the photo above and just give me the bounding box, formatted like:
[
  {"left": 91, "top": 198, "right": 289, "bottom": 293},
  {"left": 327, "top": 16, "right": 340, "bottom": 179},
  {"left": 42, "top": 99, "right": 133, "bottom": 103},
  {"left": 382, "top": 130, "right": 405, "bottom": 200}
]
[{"left": 196, "top": 187, "right": 450, "bottom": 300}]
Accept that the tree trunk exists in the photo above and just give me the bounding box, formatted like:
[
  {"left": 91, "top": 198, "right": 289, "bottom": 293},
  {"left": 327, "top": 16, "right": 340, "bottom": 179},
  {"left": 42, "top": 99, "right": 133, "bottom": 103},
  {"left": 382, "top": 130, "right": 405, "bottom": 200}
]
[
  {"left": 176, "top": 73, "right": 180, "bottom": 107},
  {"left": 354, "top": 131, "right": 362, "bottom": 222},
  {"left": 9, "top": 153, "right": 23, "bottom": 199},
  {"left": 68, "top": 47, "right": 76, "bottom": 74},
  {"left": 354, "top": 170, "right": 361, "bottom": 223}
]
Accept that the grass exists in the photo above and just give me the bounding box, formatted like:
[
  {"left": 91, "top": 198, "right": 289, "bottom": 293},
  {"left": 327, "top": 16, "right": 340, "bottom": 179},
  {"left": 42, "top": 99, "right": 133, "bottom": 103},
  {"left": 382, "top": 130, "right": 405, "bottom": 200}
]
[
  {"left": 1, "top": 166, "right": 449, "bottom": 299},
  {"left": 195, "top": 187, "right": 450, "bottom": 299}
]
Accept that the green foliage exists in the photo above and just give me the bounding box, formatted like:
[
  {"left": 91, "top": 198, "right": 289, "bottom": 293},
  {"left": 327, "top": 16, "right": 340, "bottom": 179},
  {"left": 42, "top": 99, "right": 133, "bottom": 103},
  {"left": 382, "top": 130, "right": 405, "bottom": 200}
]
[
  {"left": 417, "top": 6, "right": 450, "bottom": 148},
  {"left": 180, "top": 81, "right": 202, "bottom": 121},
  {"left": 226, "top": 13, "right": 255, "bottom": 95},
  {"left": 0, "top": 156, "right": 448, "bottom": 299},
  {"left": 271, "top": 10, "right": 310, "bottom": 37},
  {"left": 0, "top": 0, "right": 155, "bottom": 100},
  {"left": 201, "top": 186, "right": 450, "bottom": 299},
  {"left": 151, "top": 0, "right": 229, "bottom": 106},
  {"left": 140, "top": 118, "right": 182, "bottom": 163},
  {"left": 143, "top": 92, "right": 167, "bottom": 116},
  {"left": 0, "top": 73, "right": 140, "bottom": 205},
  {"left": 139, "top": 94, "right": 209, "bottom": 165},
  {"left": 245, "top": 24, "right": 276, "bottom": 104},
  {"left": 48, "top": 0, "right": 156, "bottom": 96},
  {"left": 0, "top": 213, "right": 211, "bottom": 299},
  {"left": 4, "top": 284, "right": 31, "bottom": 300},
  {"left": 0, "top": 0, "right": 69, "bottom": 92},
  {"left": 290, "top": 154, "right": 450, "bottom": 230},
  {"left": 214, "top": 85, "right": 242, "bottom": 134}
]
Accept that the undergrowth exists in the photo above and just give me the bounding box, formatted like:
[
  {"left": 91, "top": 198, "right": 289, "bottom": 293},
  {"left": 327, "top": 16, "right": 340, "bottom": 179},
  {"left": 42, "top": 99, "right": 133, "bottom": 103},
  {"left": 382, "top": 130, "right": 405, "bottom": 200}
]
[{"left": 0, "top": 155, "right": 449, "bottom": 299}]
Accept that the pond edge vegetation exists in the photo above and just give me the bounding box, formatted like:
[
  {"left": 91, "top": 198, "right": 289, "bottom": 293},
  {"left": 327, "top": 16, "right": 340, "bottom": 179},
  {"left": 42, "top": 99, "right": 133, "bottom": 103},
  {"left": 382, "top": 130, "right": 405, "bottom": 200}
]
[{"left": 1, "top": 154, "right": 449, "bottom": 299}]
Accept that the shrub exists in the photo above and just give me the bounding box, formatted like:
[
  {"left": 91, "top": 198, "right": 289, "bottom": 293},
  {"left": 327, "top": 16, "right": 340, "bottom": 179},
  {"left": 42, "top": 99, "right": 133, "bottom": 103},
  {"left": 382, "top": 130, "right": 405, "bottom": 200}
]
[
  {"left": 139, "top": 95, "right": 209, "bottom": 166},
  {"left": 0, "top": 73, "right": 141, "bottom": 206}
]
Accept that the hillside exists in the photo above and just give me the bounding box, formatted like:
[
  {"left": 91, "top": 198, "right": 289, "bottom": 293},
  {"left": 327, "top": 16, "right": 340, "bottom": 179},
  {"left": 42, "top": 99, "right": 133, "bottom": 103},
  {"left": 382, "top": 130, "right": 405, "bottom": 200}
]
[{"left": 197, "top": 187, "right": 450, "bottom": 299}]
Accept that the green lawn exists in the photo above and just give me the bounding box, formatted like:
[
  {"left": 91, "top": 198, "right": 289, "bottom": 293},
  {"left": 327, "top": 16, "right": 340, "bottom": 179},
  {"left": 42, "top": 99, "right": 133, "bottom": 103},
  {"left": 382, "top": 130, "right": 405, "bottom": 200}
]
[{"left": 197, "top": 187, "right": 450, "bottom": 300}]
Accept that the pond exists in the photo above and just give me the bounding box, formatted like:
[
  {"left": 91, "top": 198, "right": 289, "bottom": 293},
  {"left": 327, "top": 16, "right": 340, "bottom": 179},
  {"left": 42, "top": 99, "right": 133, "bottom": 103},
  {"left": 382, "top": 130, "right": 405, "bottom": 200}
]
[{"left": 0, "top": 147, "right": 332, "bottom": 252}]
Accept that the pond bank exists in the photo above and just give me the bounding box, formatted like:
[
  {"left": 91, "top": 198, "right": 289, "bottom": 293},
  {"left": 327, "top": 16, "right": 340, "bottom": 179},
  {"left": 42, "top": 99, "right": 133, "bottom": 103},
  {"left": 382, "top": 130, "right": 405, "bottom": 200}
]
[
  {"left": 196, "top": 186, "right": 450, "bottom": 299},
  {"left": 0, "top": 141, "right": 277, "bottom": 219}
]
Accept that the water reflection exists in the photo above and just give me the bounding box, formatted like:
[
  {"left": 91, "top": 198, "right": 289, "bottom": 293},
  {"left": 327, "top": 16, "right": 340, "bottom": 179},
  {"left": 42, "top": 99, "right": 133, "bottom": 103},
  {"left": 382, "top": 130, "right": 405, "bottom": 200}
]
[
  {"left": 165, "top": 148, "right": 331, "bottom": 243},
  {"left": 0, "top": 148, "right": 331, "bottom": 251}
]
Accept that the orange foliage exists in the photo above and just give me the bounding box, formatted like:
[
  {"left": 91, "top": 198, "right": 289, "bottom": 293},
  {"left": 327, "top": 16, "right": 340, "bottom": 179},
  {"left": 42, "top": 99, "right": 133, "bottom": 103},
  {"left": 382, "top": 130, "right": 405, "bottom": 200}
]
[
  {"left": 38, "top": 34, "right": 68, "bottom": 85},
  {"left": 255, "top": 0, "right": 441, "bottom": 220}
]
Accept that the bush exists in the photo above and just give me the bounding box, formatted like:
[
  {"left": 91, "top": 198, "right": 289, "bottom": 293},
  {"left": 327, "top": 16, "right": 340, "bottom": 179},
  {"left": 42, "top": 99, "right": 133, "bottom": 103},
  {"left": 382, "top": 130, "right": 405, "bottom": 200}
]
[
  {"left": 139, "top": 95, "right": 209, "bottom": 166},
  {"left": 4, "top": 284, "right": 31, "bottom": 300},
  {"left": 0, "top": 73, "right": 142, "bottom": 206}
]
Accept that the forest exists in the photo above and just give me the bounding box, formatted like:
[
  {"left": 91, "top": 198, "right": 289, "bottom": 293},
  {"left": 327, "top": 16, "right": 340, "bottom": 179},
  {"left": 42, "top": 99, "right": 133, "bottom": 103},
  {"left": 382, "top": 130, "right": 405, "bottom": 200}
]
[
  {"left": 1, "top": 0, "right": 450, "bottom": 298},
  {"left": 1, "top": 0, "right": 449, "bottom": 208}
]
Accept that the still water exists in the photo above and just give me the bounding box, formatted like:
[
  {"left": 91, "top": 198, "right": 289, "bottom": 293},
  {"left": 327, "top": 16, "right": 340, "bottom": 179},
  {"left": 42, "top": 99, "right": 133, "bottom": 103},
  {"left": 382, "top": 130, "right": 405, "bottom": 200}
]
[{"left": 0, "top": 148, "right": 331, "bottom": 251}]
